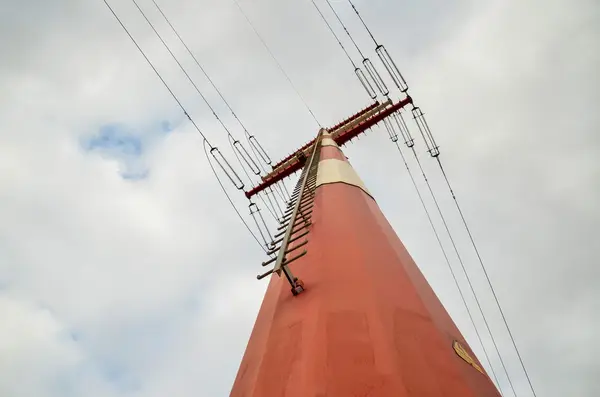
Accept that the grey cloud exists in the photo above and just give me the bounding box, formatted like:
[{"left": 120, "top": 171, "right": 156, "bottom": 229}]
[{"left": 1, "top": 0, "right": 598, "bottom": 396}]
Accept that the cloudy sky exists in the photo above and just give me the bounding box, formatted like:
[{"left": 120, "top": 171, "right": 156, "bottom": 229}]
[{"left": 1, "top": 0, "right": 598, "bottom": 396}]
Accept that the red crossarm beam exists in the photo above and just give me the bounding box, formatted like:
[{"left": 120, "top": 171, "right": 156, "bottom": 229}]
[
  {"left": 335, "top": 96, "right": 412, "bottom": 146},
  {"left": 245, "top": 96, "right": 412, "bottom": 198},
  {"left": 327, "top": 101, "right": 381, "bottom": 132},
  {"left": 245, "top": 156, "right": 306, "bottom": 198},
  {"left": 269, "top": 101, "right": 380, "bottom": 171},
  {"left": 269, "top": 140, "right": 313, "bottom": 171}
]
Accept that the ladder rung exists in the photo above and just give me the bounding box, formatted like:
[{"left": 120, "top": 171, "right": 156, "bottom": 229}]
[
  {"left": 273, "top": 222, "right": 311, "bottom": 238},
  {"left": 274, "top": 250, "right": 308, "bottom": 274},
  {"left": 263, "top": 243, "right": 309, "bottom": 274},
  {"left": 257, "top": 268, "right": 273, "bottom": 280},
  {"left": 277, "top": 215, "right": 312, "bottom": 231},
  {"left": 268, "top": 230, "right": 310, "bottom": 254},
  {"left": 262, "top": 255, "right": 277, "bottom": 267},
  {"left": 281, "top": 206, "right": 313, "bottom": 223},
  {"left": 284, "top": 239, "right": 308, "bottom": 254},
  {"left": 267, "top": 239, "right": 309, "bottom": 260}
]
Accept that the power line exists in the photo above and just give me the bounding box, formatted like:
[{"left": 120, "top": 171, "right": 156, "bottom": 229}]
[
  {"left": 391, "top": 139, "right": 503, "bottom": 392},
  {"left": 345, "top": 0, "right": 535, "bottom": 392},
  {"left": 106, "top": 1, "right": 534, "bottom": 391},
  {"left": 149, "top": 0, "right": 277, "bottom": 171},
  {"left": 324, "top": 0, "right": 365, "bottom": 59},
  {"left": 382, "top": 103, "right": 510, "bottom": 393},
  {"left": 308, "top": 0, "right": 380, "bottom": 101},
  {"left": 320, "top": 0, "right": 389, "bottom": 99},
  {"left": 102, "top": 0, "right": 266, "bottom": 252},
  {"left": 130, "top": 0, "right": 235, "bottom": 142},
  {"left": 130, "top": 0, "right": 290, "bottom": 221},
  {"left": 131, "top": 0, "right": 272, "bottom": 196},
  {"left": 230, "top": 0, "right": 322, "bottom": 127},
  {"left": 309, "top": 0, "right": 357, "bottom": 68},
  {"left": 101, "top": 0, "right": 213, "bottom": 147},
  {"left": 150, "top": 0, "right": 248, "bottom": 134},
  {"left": 347, "top": 0, "right": 379, "bottom": 46},
  {"left": 436, "top": 157, "right": 538, "bottom": 396},
  {"left": 137, "top": 0, "right": 311, "bottom": 219},
  {"left": 409, "top": 146, "right": 515, "bottom": 396},
  {"left": 413, "top": 98, "right": 535, "bottom": 396},
  {"left": 150, "top": 3, "right": 292, "bottom": 211},
  {"left": 344, "top": 0, "right": 408, "bottom": 93},
  {"left": 148, "top": 0, "right": 291, "bottom": 211}
]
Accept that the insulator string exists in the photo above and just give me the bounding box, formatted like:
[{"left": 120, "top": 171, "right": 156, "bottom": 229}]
[
  {"left": 151, "top": 0, "right": 293, "bottom": 204},
  {"left": 319, "top": 0, "right": 389, "bottom": 98},
  {"left": 228, "top": 135, "right": 259, "bottom": 187},
  {"left": 345, "top": 0, "right": 535, "bottom": 391},
  {"left": 107, "top": 2, "right": 534, "bottom": 393},
  {"left": 345, "top": 0, "right": 408, "bottom": 93},
  {"left": 102, "top": 0, "right": 268, "bottom": 250},
  {"left": 249, "top": 202, "right": 273, "bottom": 249},
  {"left": 132, "top": 0, "right": 292, "bottom": 218},
  {"left": 210, "top": 146, "right": 245, "bottom": 190},
  {"left": 324, "top": 0, "right": 389, "bottom": 98},
  {"left": 308, "top": 0, "right": 380, "bottom": 100},
  {"left": 266, "top": 186, "right": 285, "bottom": 218},
  {"left": 409, "top": 97, "right": 535, "bottom": 395},
  {"left": 132, "top": 0, "right": 262, "bottom": 183},
  {"left": 228, "top": 137, "right": 280, "bottom": 221},
  {"left": 204, "top": 140, "right": 268, "bottom": 253},
  {"left": 132, "top": 0, "right": 269, "bottom": 190}
]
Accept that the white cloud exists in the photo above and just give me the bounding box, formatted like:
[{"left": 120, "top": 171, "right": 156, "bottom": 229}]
[{"left": 0, "top": 0, "right": 598, "bottom": 396}]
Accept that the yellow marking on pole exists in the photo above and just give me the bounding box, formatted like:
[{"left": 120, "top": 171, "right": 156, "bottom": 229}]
[
  {"left": 330, "top": 99, "right": 392, "bottom": 138},
  {"left": 321, "top": 137, "right": 338, "bottom": 147},
  {"left": 453, "top": 341, "right": 484, "bottom": 374},
  {"left": 316, "top": 158, "right": 372, "bottom": 198}
]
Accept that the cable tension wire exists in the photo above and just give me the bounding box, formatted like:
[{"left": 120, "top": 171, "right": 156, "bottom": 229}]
[
  {"left": 388, "top": 134, "right": 503, "bottom": 392},
  {"left": 131, "top": 0, "right": 291, "bottom": 221},
  {"left": 102, "top": 0, "right": 266, "bottom": 251},
  {"left": 348, "top": 1, "right": 537, "bottom": 394},
  {"left": 231, "top": 0, "right": 322, "bottom": 127}
]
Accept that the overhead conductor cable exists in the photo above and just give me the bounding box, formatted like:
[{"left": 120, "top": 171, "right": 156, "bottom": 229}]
[
  {"left": 413, "top": 141, "right": 513, "bottom": 396},
  {"left": 346, "top": 0, "right": 408, "bottom": 92},
  {"left": 438, "top": 154, "right": 538, "bottom": 397},
  {"left": 323, "top": 0, "right": 389, "bottom": 98},
  {"left": 388, "top": 133, "right": 503, "bottom": 393},
  {"left": 130, "top": 0, "right": 256, "bottom": 183},
  {"left": 308, "top": 0, "right": 377, "bottom": 100},
  {"left": 341, "top": 0, "right": 526, "bottom": 393},
  {"left": 204, "top": 141, "right": 269, "bottom": 252},
  {"left": 149, "top": 0, "right": 277, "bottom": 176},
  {"left": 411, "top": 75, "right": 534, "bottom": 397},
  {"left": 231, "top": 0, "right": 322, "bottom": 127},
  {"left": 102, "top": 0, "right": 268, "bottom": 252},
  {"left": 346, "top": 1, "right": 538, "bottom": 394},
  {"left": 132, "top": 0, "right": 287, "bottom": 220},
  {"left": 320, "top": 0, "right": 404, "bottom": 145}
]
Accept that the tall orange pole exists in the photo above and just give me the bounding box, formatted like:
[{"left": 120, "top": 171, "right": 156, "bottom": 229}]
[{"left": 232, "top": 114, "right": 501, "bottom": 397}]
